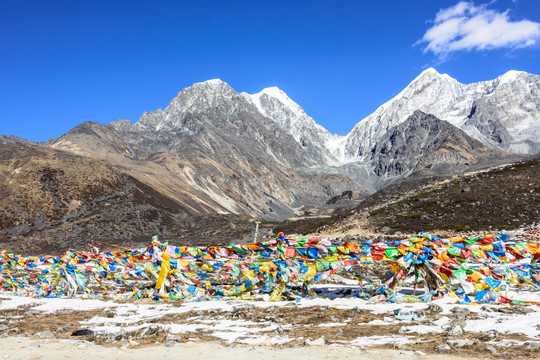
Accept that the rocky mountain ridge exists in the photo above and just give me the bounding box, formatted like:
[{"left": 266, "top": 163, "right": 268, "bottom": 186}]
[
  {"left": 52, "top": 80, "right": 365, "bottom": 221},
  {"left": 1, "top": 69, "right": 539, "bottom": 252},
  {"left": 369, "top": 111, "right": 502, "bottom": 179},
  {"left": 344, "top": 68, "right": 540, "bottom": 159},
  {"left": 46, "top": 69, "right": 540, "bottom": 220}
]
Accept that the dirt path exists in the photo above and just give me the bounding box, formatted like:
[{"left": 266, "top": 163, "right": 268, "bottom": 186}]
[{"left": 0, "top": 337, "right": 486, "bottom": 360}]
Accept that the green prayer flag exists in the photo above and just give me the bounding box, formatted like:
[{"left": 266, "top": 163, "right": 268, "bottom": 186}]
[
  {"left": 452, "top": 267, "right": 467, "bottom": 282},
  {"left": 384, "top": 247, "right": 400, "bottom": 258}
]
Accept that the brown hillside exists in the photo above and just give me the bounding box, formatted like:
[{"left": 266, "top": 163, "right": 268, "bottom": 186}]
[
  {"left": 290, "top": 156, "right": 540, "bottom": 235},
  {"left": 0, "top": 143, "right": 258, "bottom": 254}
]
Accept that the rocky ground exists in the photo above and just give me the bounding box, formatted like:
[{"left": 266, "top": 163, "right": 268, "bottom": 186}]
[{"left": 1, "top": 293, "right": 539, "bottom": 359}]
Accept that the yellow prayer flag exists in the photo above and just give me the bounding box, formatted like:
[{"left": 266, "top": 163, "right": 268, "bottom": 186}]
[{"left": 155, "top": 253, "right": 171, "bottom": 290}]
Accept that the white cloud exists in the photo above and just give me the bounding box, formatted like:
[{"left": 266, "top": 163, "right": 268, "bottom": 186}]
[{"left": 418, "top": 1, "right": 540, "bottom": 58}]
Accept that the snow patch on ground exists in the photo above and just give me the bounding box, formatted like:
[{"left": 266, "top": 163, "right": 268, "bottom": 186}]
[
  {"left": 0, "top": 295, "right": 115, "bottom": 312},
  {"left": 464, "top": 312, "right": 540, "bottom": 338},
  {"left": 350, "top": 335, "right": 413, "bottom": 347}
]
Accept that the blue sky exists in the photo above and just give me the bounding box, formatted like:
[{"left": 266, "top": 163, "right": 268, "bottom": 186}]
[{"left": 1, "top": 1, "right": 540, "bottom": 142}]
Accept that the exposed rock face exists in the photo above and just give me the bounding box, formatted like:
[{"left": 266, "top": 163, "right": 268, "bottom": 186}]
[
  {"left": 369, "top": 111, "right": 501, "bottom": 178},
  {"left": 461, "top": 71, "right": 540, "bottom": 154},
  {"left": 0, "top": 135, "right": 36, "bottom": 146},
  {"left": 463, "top": 101, "right": 514, "bottom": 150},
  {"left": 0, "top": 142, "right": 277, "bottom": 254}
]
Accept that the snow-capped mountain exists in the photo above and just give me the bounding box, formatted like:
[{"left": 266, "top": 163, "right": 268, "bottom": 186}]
[
  {"left": 242, "top": 87, "right": 346, "bottom": 165},
  {"left": 108, "top": 70, "right": 540, "bottom": 166},
  {"left": 110, "top": 79, "right": 238, "bottom": 134},
  {"left": 243, "top": 87, "right": 324, "bottom": 142},
  {"left": 110, "top": 79, "right": 349, "bottom": 166},
  {"left": 344, "top": 68, "right": 540, "bottom": 159},
  {"left": 4, "top": 68, "right": 537, "bottom": 250},
  {"left": 462, "top": 71, "right": 540, "bottom": 154},
  {"left": 62, "top": 79, "right": 364, "bottom": 221},
  {"left": 49, "top": 69, "right": 539, "bottom": 220}
]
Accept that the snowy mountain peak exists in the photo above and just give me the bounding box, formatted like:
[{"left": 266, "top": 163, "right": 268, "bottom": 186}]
[
  {"left": 204, "top": 78, "right": 224, "bottom": 84},
  {"left": 175, "top": 79, "right": 237, "bottom": 104},
  {"left": 184, "top": 78, "right": 234, "bottom": 94},
  {"left": 258, "top": 86, "right": 290, "bottom": 101},
  {"left": 249, "top": 86, "right": 300, "bottom": 113},
  {"left": 245, "top": 87, "right": 310, "bottom": 130},
  {"left": 412, "top": 67, "right": 442, "bottom": 83},
  {"left": 192, "top": 78, "right": 226, "bottom": 86},
  {"left": 419, "top": 67, "right": 440, "bottom": 76},
  {"left": 243, "top": 86, "right": 346, "bottom": 165},
  {"left": 129, "top": 79, "right": 238, "bottom": 132},
  {"left": 260, "top": 86, "right": 285, "bottom": 96},
  {"left": 110, "top": 67, "right": 540, "bottom": 167},
  {"left": 498, "top": 70, "right": 529, "bottom": 83},
  {"left": 412, "top": 67, "right": 457, "bottom": 85}
]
